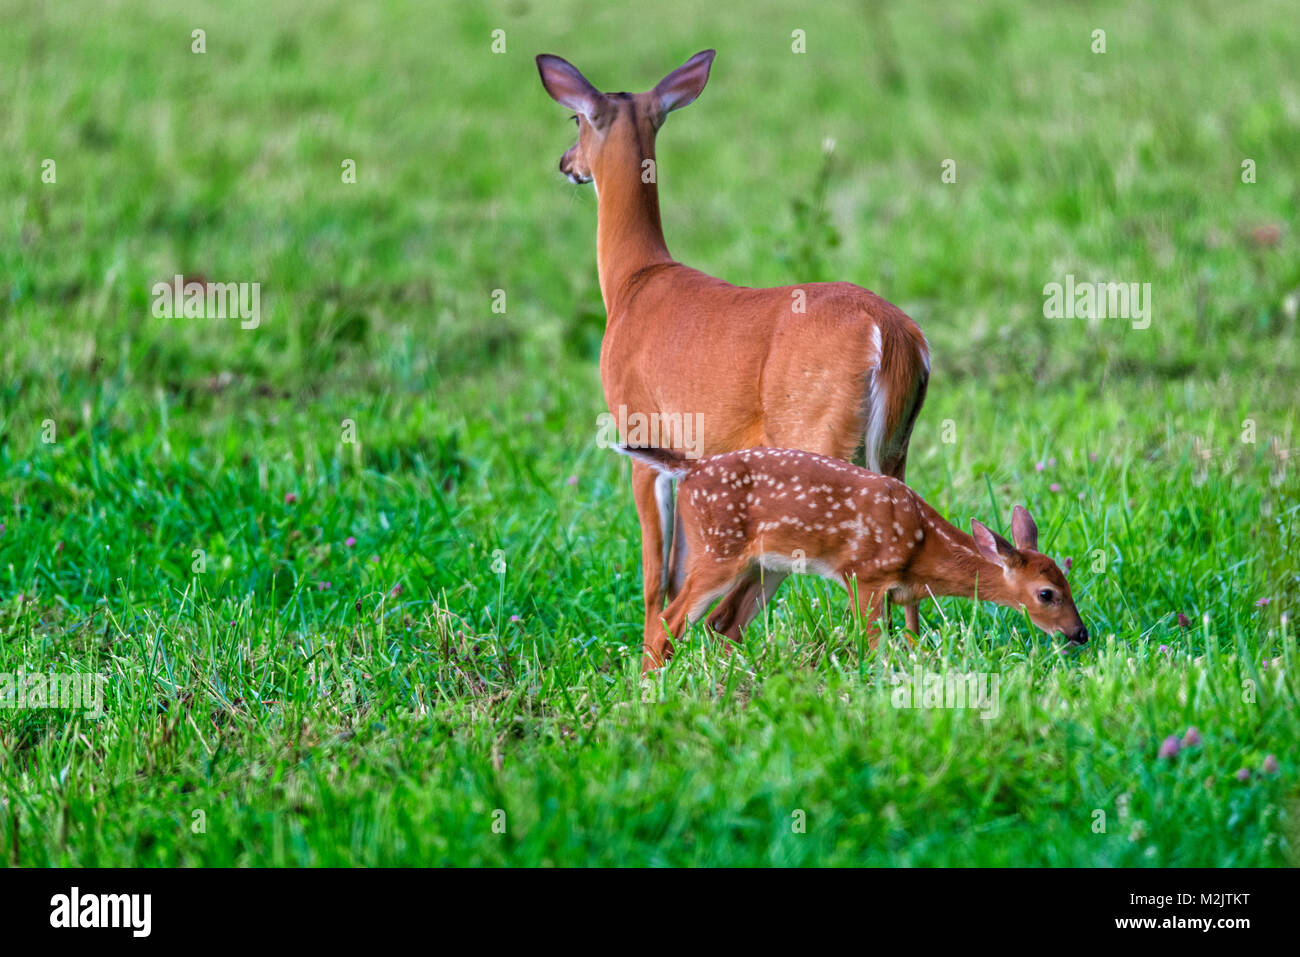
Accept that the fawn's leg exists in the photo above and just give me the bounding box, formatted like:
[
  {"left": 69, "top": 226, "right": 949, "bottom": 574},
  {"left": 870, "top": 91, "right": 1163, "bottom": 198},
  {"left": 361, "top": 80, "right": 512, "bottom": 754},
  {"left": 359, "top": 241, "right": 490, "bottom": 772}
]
[
  {"left": 883, "top": 451, "right": 922, "bottom": 636},
  {"left": 644, "top": 563, "right": 744, "bottom": 672},
  {"left": 728, "top": 566, "right": 785, "bottom": 642},
  {"left": 644, "top": 592, "right": 689, "bottom": 672},
  {"left": 709, "top": 567, "right": 786, "bottom": 641},
  {"left": 711, "top": 566, "right": 787, "bottom": 644}
]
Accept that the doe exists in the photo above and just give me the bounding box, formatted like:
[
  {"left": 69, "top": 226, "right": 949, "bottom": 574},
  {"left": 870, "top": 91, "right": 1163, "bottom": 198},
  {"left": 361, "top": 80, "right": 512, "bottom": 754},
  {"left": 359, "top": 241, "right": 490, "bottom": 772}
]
[{"left": 537, "top": 51, "right": 932, "bottom": 654}]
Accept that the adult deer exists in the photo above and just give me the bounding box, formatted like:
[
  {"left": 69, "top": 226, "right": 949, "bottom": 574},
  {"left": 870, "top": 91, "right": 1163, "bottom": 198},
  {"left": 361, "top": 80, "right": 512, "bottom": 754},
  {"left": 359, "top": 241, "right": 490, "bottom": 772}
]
[
  {"left": 537, "top": 50, "right": 931, "bottom": 654},
  {"left": 618, "top": 445, "right": 1088, "bottom": 671}
]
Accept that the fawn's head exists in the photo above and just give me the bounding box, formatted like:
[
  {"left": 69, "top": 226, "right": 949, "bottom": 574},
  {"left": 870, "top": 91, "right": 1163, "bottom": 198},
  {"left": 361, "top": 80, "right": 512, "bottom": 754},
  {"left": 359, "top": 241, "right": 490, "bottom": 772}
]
[
  {"left": 535, "top": 50, "right": 715, "bottom": 187},
  {"left": 971, "top": 505, "right": 1088, "bottom": 644}
]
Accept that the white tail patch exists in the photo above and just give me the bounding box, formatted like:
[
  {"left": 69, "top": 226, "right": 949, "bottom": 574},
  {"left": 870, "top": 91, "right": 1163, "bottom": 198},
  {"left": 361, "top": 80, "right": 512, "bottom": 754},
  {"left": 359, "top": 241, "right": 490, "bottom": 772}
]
[
  {"left": 864, "top": 328, "right": 929, "bottom": 475},
  {"left": 863, "top": 326, "right": 888, "bottom": 473}
]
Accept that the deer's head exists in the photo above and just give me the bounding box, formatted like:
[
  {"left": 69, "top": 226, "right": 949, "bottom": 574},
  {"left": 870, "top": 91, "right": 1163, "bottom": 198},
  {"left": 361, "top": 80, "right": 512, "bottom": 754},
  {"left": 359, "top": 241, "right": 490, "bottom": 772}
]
[
  {"left": 535, "top": 50, "right": 715, "bottom": 189},
  {"left": 971, "top": 505, "right": 1088, "bottom": 644}
]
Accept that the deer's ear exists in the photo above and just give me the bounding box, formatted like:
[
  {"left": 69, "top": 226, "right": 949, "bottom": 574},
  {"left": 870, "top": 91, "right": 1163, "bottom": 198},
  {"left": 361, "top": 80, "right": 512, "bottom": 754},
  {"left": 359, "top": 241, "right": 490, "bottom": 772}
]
[
  {"left": 655, "top": 49, "right": 715, "bottom": 115},
  {"left": 536, "top": 54, "right": 603, "bottom": 119},
  {"left": 972, "top": 519, "right": 1021, "bottom": 569},
  {"left": 1010, "top": 505, "right": 1039, "bottom": 552}
]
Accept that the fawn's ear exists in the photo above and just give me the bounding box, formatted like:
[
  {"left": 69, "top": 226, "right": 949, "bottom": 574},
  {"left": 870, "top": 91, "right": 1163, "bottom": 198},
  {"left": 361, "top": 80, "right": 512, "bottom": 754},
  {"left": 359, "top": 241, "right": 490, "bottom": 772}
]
[
  {"left": 536, "top": 54, "right": 604, "bottom": 119},
  {"left": 655, "top": 49, "right": 715, "bottom": 115},
  {"left": 1010, "top": 505, "right": 1038, "bottom": 552},
  {"left": 972, "top": 519, "right": 1022, "bottom": 569}
]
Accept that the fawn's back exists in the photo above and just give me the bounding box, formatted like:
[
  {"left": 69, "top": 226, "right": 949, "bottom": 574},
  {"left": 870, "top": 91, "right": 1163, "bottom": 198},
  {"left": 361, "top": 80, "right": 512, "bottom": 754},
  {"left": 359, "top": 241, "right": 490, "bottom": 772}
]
[{"left": 679, "top": 447, "right": 924, "bottom": 577}]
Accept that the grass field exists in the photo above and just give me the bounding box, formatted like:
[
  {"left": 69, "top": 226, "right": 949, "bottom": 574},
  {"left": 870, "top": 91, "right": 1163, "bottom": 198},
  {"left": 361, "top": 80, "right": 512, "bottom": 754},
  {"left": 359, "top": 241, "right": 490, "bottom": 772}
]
[{"left": 1, "top": 0, "right": 1297, "bottom": 866}]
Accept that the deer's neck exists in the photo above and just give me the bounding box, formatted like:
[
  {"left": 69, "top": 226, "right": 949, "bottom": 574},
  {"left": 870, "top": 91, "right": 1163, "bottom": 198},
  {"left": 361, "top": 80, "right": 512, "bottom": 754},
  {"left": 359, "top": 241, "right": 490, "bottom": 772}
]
[
  {"left": 593, "top": 131, "right": 672, "bottom": 310},
  {"left": 911, "top": 511, "right": 1015, "bottom": 606}
]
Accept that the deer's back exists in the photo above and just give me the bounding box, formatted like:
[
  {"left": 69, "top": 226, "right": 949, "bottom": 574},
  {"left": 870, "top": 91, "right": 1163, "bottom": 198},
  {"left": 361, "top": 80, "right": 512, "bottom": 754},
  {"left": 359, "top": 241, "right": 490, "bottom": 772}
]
[
  {"left": 680, "top": 448, "right": 922, "bottom": 573},
  {"left": 601, "top": 270, "right": 922, "bottom": 459}
]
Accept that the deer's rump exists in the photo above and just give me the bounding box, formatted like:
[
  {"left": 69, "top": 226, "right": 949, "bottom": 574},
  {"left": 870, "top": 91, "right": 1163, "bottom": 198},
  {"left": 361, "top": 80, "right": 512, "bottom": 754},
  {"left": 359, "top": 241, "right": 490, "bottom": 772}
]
[{"left": 600, "top": 273, "right": 929, "bottom": 467}]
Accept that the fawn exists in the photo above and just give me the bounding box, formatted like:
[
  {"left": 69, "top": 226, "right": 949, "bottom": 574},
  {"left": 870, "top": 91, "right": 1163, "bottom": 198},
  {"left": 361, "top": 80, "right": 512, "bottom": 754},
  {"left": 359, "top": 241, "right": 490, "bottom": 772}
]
[
  {"left": 616, "top": 444, "right": 1087, "bottom": 671},
  {"left": 537, "top": 51, "right": 931, "bottom": 650}
]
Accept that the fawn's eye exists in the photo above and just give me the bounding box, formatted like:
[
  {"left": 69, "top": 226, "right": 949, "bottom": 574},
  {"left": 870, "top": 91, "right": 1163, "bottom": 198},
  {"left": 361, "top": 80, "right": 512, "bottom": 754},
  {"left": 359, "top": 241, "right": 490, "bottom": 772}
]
[{"left": 1037, "top": 588, "right": 1055, "bottom": 604}]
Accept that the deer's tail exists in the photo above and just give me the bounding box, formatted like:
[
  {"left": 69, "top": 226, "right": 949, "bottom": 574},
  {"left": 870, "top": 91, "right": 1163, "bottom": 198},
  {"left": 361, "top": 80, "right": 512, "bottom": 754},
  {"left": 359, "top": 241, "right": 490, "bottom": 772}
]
[{"left": 865, "top": 317, "right": 930, "bottom": 477}]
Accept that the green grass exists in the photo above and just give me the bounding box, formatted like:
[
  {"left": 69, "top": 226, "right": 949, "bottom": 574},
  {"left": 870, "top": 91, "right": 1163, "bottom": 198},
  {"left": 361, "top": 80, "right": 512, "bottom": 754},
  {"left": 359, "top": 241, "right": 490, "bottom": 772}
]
[{"left": 1, "top": 0, "right": 1297, "bottom": 865}]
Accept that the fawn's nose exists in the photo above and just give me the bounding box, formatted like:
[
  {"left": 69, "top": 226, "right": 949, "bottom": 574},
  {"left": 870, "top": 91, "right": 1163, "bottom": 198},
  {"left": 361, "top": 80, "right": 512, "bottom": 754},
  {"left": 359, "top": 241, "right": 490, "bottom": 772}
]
[{"left": 1071, "top": 626, "right": 1089, "bottom": 644}]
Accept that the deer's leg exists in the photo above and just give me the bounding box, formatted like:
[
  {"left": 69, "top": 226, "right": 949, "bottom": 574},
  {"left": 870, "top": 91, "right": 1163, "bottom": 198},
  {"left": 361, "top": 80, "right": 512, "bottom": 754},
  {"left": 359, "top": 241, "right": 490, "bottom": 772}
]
[
  {"left": 709, "top": 566, "right": 787, "bottom": 643},
  {"left": 880, "top": 449, "right": 922, "bottom": 637},
  {"left": 710, "top": 565, "right": 783, "bottom": 637},
  {"left": 644, "top": 593, "right": 687, "bottom": 672},
  {"left": 706, "top": 565, "right": 756, "bottom": 639},
  {"left": 631, "top": 463, "right": 671, "bottom": 650},
  {"left": 665, "top": 490, "right": 687, "bottom": 601},
  {"left": 644, "top": 562, "right": 741, "bottom": 672}
]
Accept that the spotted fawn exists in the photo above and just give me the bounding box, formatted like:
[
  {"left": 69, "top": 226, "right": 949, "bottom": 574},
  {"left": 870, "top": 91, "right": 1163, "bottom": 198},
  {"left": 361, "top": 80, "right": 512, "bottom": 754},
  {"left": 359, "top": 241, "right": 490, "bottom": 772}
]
[{"left": 616, "top": 445, "right": 1086, "bottom": 671}]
